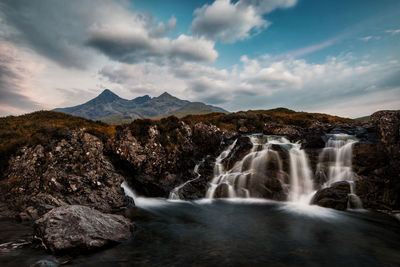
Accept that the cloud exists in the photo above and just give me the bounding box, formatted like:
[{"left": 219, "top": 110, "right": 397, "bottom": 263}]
[
  {"left": 386, "top": 29, "right": 400, "bottom": 35},
  {"left": 99, "top": 53, "right": 400, "bottom": 118},
  {"left": 0, "top": 0, "right": 100, "bottom": 68},
  {"left": 87, "top": 20, "right": 218, "bottom": 63},
  {"left": 360, "top": 36, "right": 381, "bottom": 41},
  {"left": 0, "top": 0, "right": 216, "bottom": 68},
  {"left": 0, "top": 40, "right": 42, "bottom": 115},
  {"left": 191, "top": 0, "right": 297, "bottom": 43}
]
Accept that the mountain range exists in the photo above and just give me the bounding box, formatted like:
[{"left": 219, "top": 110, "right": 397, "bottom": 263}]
[{"left": 54, "top": 89, "right": 229, "bottom": 124}]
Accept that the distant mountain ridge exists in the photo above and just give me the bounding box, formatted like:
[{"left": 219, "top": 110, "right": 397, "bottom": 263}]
[{"left": 54, "top": 89, "right": 229, "bottom": 124}]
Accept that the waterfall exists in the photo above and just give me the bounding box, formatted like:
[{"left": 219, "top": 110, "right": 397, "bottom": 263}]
[
  {"left": 316, "top": 134, "right": 357, "bottom": 187},
  {"left": 205, "top": 139, "right": 238, "bottom": 198},
  {"left": 316, "top": 133, "right": 362, "bottom": 209},
  {"left": 288, "top": 143, "right": 314, "bottom": 203},
  {"left": 121, "top": 181, "right": 137, "bottom": 201},
  {"left": 206, "top": 135, "right": 314, "bottom": 202},
  {"left": 169, "top": 159, "right": 204, "bottom": 200}
]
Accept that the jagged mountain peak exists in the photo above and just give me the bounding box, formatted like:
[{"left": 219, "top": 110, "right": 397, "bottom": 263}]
[
  {"left": 54, "top": 89, "right": 229, "bottom": 123},
  {"left": 131, "top": 95, "right": 151, "bottom": 104},
  {"left": 97, "top": 89, "right": 120, "bottom": 101}
]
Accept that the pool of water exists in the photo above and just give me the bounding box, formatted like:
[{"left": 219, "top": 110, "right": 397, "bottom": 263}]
[{"left": 1, "top": 199, "right": 400, "bottom": 266}]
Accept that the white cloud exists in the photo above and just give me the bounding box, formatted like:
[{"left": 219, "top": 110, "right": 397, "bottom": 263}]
[
  {"left": 386, "top": 29, "right": 400, "bottom": 35},
  {"left": 191, "top": 0, "right": 297, "bottom": 43},
  {"left": 98, "top": 53, "right": 400, "bottom": 117},
  {"left": 360, "top": 36, "right": 381, "bottom": 42}
]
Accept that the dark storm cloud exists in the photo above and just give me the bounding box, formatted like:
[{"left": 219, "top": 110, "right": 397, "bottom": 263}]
[{"left": 87, "top": 31, "right": 218, "bottom": 64}]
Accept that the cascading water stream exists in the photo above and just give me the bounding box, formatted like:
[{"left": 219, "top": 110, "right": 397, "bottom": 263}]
[
  {"left": 316, "top": 133, "right": 363, "bottom": 209},
  {"left": 169, "top": 159, "right": 204, "bottom": 200},
  {"left": 121, "top": 133, "right": 362, "bottom": 209},
  {"left": 206, "top": 135, "right": 315, "bottom": 203},
  {"left": 288, "top": 143, "right": 314, "bottom": 204}
]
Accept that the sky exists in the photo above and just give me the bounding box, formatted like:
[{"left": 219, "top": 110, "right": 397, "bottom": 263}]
[{"left": 0, "top": 0, "right": 399, "bottom": 118}]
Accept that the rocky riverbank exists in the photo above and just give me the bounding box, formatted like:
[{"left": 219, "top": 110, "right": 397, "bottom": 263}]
[{"left": 0, "top": 109, "right": 399, "bottom": 254}]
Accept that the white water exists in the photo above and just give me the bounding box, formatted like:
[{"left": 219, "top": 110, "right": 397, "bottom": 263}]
[
  {"left": 121, "top": 133, "right": 362, "bottom": 209},
  {"left": 317, "top": 134, "right": 357, "bottom": 187},
  {"left": 121, "top": 181, "right": 137, "bottom": 200},
  {"left": 316, "top": 134, "right": 363, "bottom": 209},
  {"left": 169, "top": 159, "right": 204, "bottom": 200},
  {"left": 288, "top": 143, "right": 314, "bottom": 204},
  {"left": 206, "top": 135, "right": 314, "bottom": 203}
]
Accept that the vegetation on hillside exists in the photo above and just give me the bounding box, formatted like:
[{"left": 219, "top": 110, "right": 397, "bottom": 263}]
[
  {"left": 0, "top": 108, "right": 350, "bottom": 179},
  {"left": 0, "top": 111, "right": 114, "bottom": 180},
  {"left": 182, "top": 108, "right": 350, "bottom": 131}
]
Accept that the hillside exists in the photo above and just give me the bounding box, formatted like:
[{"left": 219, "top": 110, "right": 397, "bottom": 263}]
[
  {"left": 54, "top": 90, "right": 229, "bottom": 123},
  {"left": 0, "top": 108, "right": 350, "bottom": 181},
  {"left": 0, "top": 111, "right": 114, "bottom": 180}
]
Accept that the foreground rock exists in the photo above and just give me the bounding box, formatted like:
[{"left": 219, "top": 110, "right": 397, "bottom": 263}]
[
  {"left": 311, "top": 181, "right": 351, "bottom": 210},
  {"left": 0, "top": 130, "right": 128, "bottom": 220},
  {"left": 34, "top": 205, "right": 133, "bottom": 254}
]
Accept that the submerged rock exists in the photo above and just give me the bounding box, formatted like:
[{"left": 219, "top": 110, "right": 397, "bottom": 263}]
[
  {"left": 34, "top": 205, "right": 133, "bottom": 254},
  {"left": 311, "top": 181, "right": 350, "bottom": 211},
  {"left": 214, "top": 183, "right": 230, "bottom": 198}
]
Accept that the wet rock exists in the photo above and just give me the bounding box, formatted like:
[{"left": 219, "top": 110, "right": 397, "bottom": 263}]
[
  {"left": 263, "top": 123, "right": 302, "bottom": 140},
  {"left": 214, "top": 184, "right": 230, "bottom": 198},
  {"left": 34, "top": 205, "right": 133, "bottom": 254},
  {"left": 110, "top": 121, "right": 235, "bottom": 198},
  {"left": 238, "top": 126, "right": 249, "bottom": 134},
  {"left": 30, "top": 259, "right": 59, "bottom": 267},
  {"left": 177, "top": 178, "right": 209, "bottom": 200},
  {"left": 352, "top": 143, "right": 387, "bottom": 175},
  {"left": 222, "top": 136, "right": 253, "bottom": 170},
  {"left": 311, "top": 181, "right": 350, "bottom": 210},
  {"left": 249, "top": 173, "right": 286, "bottom": 200}
]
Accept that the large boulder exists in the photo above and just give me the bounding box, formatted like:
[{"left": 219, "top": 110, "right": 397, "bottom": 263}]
[
  {"left": 0, "top": 130, "right": 128, "bottom": 220},
  {"left": 34, "top": 205, "right": 133, "bottom": 254},
  {"left": 311, "top": 181, "right": 350, "bottom": 210}
]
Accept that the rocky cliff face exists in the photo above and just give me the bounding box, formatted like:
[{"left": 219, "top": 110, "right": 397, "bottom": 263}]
[
  {"left": 109, "top": 121, "right": 235, "bottom": 198},
  {"left": 0, "top": 130, "right": 129, "bottom": 220},
  {"left": 354, "top": 110, "right": 400, "bottom": 211}
]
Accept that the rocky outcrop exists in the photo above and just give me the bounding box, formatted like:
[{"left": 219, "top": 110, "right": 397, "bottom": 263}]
[
  {"left": 370, "top": 110, "right": 400, "bottom": 161},
  {"left": 0, "top": 130, "right": 128, "bottom": 220},
  {"left": 34, "top": 205, "right": 133, "bottom": 254},
  {"left": 355, "top": 110, "right": 400, "bottom": 211},
  {"left": 175, "top": 156, "right": 217, "bottom": 200},
  {"left": 109, "top": 121, "right": 235, "bottom": 198},
  {"left": 311, "top": 181, "right": 351, "bottom": 210},
  {"left": 222, "top": 136, "right": 253, "bottom": 170},
  {"left": 263, "top": 123, "right": 302, "bottom": 140}
]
